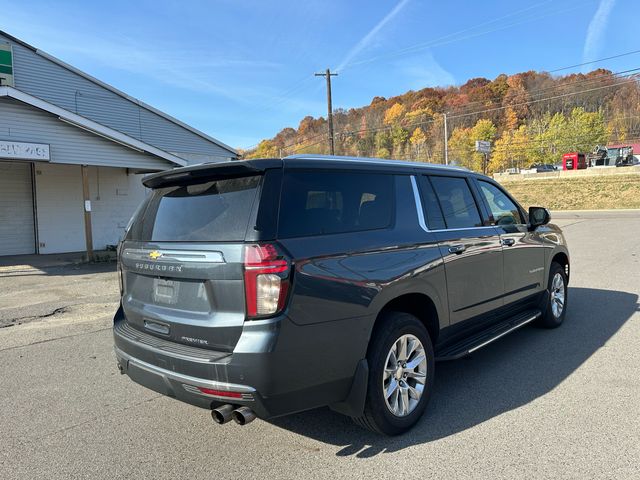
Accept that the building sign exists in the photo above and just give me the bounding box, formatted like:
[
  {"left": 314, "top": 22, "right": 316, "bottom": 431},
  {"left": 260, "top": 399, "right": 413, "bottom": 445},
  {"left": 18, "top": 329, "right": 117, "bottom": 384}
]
[
  {"left": 0, "top": 141, "right": 50, "bottom": 161},
  {"left": 0, "top": 43, "right": 14, "bottom": 87}
]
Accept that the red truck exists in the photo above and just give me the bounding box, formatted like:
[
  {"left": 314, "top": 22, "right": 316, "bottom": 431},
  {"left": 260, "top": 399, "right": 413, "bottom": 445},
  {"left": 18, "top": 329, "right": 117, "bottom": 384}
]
[{"left": 562, "top": 152, "right": 587, "bottom": 170}]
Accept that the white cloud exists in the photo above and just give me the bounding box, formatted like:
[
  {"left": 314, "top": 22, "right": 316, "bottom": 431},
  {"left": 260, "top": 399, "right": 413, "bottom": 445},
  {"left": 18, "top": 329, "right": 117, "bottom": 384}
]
[
  {"left": 335, "top": 0, "right": 410, "bottom": 72},
  {"left": 582, "top": 0, "right": 616, "bottom": 70}
]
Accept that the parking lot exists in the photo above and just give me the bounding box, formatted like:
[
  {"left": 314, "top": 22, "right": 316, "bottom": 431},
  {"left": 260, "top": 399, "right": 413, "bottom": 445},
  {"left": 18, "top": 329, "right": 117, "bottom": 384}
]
[{"left": 1, "top": 210, "right": 638, "bottom": 479}]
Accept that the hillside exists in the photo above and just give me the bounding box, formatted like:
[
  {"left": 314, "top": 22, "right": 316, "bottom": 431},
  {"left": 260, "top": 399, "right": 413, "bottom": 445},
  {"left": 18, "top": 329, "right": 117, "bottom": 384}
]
[{"left": 243, "top": 69, "right": 640, "bottom": 173}]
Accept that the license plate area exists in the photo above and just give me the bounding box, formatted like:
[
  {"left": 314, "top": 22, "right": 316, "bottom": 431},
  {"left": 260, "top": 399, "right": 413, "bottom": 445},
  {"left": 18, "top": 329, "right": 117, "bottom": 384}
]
[{"left": 153, "top": 278, "right": 180, "bottom": 305}]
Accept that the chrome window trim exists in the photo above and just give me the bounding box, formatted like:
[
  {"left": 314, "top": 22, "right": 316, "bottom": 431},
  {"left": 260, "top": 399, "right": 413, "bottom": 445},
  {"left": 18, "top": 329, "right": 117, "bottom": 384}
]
[
  {"left": 411, "top": 175, "right": 495, "bottom": 234},
  {"left": 123, "top": 248, "right": 225, "bottom": 263},
  {"left": 410, "top": 175, "right": 429, "bottom": 232},
  {"left": 428, "top": 226, "right": 498, "bottom": 233}
]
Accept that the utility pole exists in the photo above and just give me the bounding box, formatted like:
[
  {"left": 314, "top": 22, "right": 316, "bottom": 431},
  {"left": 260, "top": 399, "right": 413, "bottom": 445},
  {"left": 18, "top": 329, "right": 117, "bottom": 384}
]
[
  {"left": 443, "top": 112, "right": 449, "bottom": 165},
  {"left": 315, "top": 68, "right": 338, "bottom": 155}
]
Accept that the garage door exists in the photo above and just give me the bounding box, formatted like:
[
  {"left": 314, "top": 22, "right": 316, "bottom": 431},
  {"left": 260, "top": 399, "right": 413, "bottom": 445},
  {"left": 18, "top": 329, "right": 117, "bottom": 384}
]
[{"left": 0, "top": 161, "right": 35, "bottom": 255}]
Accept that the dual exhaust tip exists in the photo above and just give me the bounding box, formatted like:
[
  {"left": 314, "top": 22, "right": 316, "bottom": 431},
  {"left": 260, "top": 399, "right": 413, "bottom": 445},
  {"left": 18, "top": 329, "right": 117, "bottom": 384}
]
[{"left": 211, "top": 404, "right": 256, "bottom": 426}]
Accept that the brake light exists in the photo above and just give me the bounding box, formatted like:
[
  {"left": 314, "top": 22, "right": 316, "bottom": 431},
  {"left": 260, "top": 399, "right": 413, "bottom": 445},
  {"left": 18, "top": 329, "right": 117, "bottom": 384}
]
[
  {"left": 116, "top": 242, "right": 124, "bottom": 296},
  {"left": 244, "top": 244, "right": 290, "bottom": 318},
  {"left": 117, "top": 262, "right": 124, "bottom": 296}
]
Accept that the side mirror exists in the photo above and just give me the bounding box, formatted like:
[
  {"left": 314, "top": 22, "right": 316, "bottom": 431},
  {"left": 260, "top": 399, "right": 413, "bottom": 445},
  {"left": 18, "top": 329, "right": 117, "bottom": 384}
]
[{"left": 528, "top": 206, "right": 550, "bottom": 229}]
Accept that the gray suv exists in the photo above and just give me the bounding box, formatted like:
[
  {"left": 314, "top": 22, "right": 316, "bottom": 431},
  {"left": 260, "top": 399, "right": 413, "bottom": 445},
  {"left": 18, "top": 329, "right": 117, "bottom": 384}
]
[{"left": 114, "top": 155, "right": 570, "bottom": 435}]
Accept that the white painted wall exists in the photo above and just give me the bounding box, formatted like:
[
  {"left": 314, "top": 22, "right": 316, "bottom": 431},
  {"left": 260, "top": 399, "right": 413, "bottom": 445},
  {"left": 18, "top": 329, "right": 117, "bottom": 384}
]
[
  {"left": 87, "top": 167, "right": 148, "bottom": 250},
  {"left": 34, "top": 164, "right": 148, "bottom": 254},
  {"left": 34, "top": 163, "right": 85, "bottom": 254}
]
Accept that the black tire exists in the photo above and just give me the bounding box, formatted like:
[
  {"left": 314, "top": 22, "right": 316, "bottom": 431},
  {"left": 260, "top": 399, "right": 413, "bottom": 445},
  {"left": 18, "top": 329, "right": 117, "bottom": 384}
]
[
  {"left": 353, "top": 311, "right": 435, "bottom": 435},
  {"left": 537, "top": 262, "right": 568, "bottom": 328}
]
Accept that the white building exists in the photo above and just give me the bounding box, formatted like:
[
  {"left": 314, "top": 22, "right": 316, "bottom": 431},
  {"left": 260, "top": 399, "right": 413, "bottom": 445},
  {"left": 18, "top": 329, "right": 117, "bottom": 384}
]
[{"left": 0, "top": 31, "right": 237, "bottom": 257}]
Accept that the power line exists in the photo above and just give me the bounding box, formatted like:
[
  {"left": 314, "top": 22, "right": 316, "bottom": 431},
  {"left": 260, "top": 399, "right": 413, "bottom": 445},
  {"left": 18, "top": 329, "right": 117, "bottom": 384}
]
[
  {"left": 442, "top": 67, "right": 640, "bottom": 116},
  {"left": 448, "top": 77, "right": 639, "bottom": 121},
  {"left": 548, "top": 50, "right": 640, "bottom": 73},
  {"left": 342, "top": 0, "right": 592, "bottom": 71}
]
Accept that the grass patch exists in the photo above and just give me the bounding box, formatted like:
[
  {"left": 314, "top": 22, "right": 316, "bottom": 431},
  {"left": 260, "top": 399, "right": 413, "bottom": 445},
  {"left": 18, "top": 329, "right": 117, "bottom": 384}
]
[{"left": 499, "top": 174, "right": 640, "bottom": 210}]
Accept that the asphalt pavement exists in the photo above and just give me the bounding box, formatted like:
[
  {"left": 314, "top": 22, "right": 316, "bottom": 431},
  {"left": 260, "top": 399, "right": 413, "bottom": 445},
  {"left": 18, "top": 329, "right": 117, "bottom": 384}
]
[{"left": 1, "top": 211, "right": 639, "bottom": 479}]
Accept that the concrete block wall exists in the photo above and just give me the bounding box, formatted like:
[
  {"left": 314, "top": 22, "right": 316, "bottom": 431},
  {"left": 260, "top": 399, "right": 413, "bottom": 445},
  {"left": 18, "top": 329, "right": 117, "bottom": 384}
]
[
  {"left": 34, "top": 164, "right": 147, "bottom": 254},
  {"left": 87, "top": 167, "right": 148, "bottom": 250}
]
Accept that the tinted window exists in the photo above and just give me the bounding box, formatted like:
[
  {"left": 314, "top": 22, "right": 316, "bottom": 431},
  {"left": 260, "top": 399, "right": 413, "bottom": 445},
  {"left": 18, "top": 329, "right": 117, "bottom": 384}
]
[
  {"left": 429, "top": 176, "right": 482, "bottom": 229},
  {"left": 278, "top": 171, "right": 394, "bottom": 237},
  {"left": 127, "top": 175, "right": 260, "bottom": 242},
  {"left": 418, "top": 176, "right": 446, "bottom": 230},
  {"left": 478, "top": 181, "right": 523, "bottom": 226}
]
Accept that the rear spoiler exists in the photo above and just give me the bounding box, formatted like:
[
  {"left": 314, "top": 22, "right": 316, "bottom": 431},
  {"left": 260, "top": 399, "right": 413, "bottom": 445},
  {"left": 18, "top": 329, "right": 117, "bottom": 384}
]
[{"left": 142, "top": 158, "right": 282, "bottom": 189}]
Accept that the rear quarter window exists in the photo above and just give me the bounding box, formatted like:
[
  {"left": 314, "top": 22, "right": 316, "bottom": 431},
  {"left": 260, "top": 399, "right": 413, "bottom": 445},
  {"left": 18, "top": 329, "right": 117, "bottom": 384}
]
[{"left": 278, "top": 171, "right": 394, "bottom": 238}]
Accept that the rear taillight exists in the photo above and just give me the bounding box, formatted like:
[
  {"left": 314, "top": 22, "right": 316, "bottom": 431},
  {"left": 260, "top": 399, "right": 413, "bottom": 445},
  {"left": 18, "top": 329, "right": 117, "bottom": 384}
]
[
  {"left": 244, "top": 244, "right": 290, "bottom": 319},
  {"left": 118, "top": 262, "right": 124, "bottom": 296},
  {"left": 116, "top": 242, "right": 124, "bottom": 295}
]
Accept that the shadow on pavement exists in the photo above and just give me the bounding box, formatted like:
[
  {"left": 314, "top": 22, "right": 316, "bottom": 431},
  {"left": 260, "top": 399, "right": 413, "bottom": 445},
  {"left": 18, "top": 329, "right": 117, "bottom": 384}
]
[{"left": 269, "top": 287, "right": 639, "bottom": 457}]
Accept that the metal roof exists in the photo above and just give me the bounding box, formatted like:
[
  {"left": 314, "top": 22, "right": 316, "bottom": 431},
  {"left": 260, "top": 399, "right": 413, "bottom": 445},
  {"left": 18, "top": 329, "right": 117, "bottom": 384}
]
[
  {"left": 0, "top": 30, "right": 237, "bottom": 156},
  {"left": 0, "top": 86, "right": 187, "bottom": 167}
]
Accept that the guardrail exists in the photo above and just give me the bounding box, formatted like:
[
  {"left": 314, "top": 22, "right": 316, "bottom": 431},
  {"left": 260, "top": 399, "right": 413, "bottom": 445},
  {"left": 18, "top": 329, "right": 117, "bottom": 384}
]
[{"left": 494, "top": 165, "right": 640, "bottom": 181}]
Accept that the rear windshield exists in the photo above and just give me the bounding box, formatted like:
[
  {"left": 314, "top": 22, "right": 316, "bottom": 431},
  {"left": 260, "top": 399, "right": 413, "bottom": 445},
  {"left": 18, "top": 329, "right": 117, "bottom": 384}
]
[{"left": 127, "top": 175, "right": 261, "bottom": 242}]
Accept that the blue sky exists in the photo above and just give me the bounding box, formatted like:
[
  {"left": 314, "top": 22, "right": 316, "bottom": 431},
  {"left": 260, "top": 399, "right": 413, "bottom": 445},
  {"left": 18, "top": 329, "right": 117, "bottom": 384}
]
[{"left": 1, "top": 0, "right": 636, "bottom": 149}]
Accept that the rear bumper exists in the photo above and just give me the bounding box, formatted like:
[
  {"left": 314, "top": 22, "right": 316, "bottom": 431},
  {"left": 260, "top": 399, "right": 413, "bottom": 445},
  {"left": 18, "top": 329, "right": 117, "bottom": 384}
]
[
  {"left": 114, "top": 346, "right": 274, "bottom": 417},
  {"left": 113, "top": 306, "right": 371, "bottom": 419}
]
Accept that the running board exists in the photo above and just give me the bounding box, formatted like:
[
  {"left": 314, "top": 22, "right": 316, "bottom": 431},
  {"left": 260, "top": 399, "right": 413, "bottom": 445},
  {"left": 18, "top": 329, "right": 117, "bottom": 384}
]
[{"left": 435, "top": 309, "right": 542, "bottom": 361}]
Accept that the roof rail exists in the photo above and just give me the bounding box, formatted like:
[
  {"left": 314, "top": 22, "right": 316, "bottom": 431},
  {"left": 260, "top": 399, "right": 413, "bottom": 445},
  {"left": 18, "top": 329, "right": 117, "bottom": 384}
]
[{"left": 283, "top": 154, "right": 468, "bottom": 171}]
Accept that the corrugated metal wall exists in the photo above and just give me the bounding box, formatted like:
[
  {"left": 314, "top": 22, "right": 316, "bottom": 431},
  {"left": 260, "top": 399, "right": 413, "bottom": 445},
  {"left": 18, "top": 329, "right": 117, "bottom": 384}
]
[
  {"left": 0, "top": 97, "right": 175, "bottom": 170},
  {"left": 0, "top": 162, "right": 35, "bottom": 255},
  {"left": 2, "top": 33, "right": 236, "bottom": 162}
]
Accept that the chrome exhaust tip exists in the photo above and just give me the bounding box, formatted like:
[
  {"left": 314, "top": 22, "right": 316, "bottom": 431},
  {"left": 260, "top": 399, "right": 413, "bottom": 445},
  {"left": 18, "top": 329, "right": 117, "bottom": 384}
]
[
  {"left": 211, "top": 404, "right": 235, "bottom": 425},
  {"left": 232, "top": 406, "right": 256, "bottom": 425}
]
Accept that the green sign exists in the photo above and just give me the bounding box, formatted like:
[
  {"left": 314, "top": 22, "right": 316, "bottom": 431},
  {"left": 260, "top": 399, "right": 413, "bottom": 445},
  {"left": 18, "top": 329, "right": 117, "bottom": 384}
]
[{"left": 0, "top": 43, "right": 14, "bottom": 86}]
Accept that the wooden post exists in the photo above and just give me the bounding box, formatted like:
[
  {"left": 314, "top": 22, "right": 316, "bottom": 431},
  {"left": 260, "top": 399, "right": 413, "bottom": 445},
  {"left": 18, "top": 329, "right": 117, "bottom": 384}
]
[{"left": 81, "top": 165, "right": 94, "bottom": 262}]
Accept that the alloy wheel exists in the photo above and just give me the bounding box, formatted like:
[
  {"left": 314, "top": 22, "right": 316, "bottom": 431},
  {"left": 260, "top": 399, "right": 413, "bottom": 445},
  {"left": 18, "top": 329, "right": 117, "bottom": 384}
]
[
  {"left": 382, "top": 334, "right": 427, "bottom": 417},
  {"left": 550, "top": 272, "right": 565, "bottom": 318}
]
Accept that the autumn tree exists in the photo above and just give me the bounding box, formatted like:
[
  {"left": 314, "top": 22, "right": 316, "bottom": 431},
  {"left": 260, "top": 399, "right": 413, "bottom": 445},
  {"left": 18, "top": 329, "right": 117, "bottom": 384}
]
[
  {"left": 245, "top": 139, "right": 278, "bottom": 159},
  {"left": 383, "top": 103, "right": 406, "bottom": 125},
  {"left": 409, "top": 127, "right": 427, "bottom": 159},
  {"left": 448, "top": 127, "right": 474, "bottom": 169},
  {"left": 375, "top": 130, "right": 392, "bottom": 158},
  {"left": 491, "top": 125, "right": 531, "bottom": 172}
]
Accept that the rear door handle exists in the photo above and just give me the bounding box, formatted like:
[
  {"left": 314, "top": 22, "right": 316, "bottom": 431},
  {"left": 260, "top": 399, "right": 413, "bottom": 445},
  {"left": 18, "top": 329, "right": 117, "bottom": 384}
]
[
  {"left": 502, "top": 238, "right": 516, "bottom": 247},
  {"left": 448, "top": 244, "right": 466, "bottom": 254}
]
